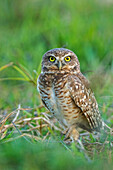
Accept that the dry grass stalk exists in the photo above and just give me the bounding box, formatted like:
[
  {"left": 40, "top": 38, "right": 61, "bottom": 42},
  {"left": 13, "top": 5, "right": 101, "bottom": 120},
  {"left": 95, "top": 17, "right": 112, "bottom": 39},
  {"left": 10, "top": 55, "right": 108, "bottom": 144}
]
[
  {"left": 0, "top": 105, "right": 61, "bottom": 142},
  {"left": 0, "top": 105, "right": 113, "bottom": 159}
]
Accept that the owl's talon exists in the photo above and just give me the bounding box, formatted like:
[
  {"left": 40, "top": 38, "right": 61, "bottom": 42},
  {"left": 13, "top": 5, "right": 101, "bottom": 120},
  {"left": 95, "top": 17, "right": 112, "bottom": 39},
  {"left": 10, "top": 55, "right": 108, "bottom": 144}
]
[
  {"left": 62, "top": 127, "right": 80, "bottom": 142},
  {"left": 62, "top": 128, "right": 69, "bottom": 135},
  {"left": 63, "top": 138, "right": 72, "bottom": 145}
]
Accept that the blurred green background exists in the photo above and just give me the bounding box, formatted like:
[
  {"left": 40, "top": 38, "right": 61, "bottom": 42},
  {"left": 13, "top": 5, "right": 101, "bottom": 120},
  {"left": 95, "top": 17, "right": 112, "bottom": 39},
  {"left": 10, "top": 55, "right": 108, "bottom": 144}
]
[
  {"left": 0, "top": 138, "right": 113, "bottom": 170},
  {"left": 0, "top": 0, "right": 113, "bottom": 109},
  {"left": 0, "top": 0, "right": 113, "bottom": 169}
]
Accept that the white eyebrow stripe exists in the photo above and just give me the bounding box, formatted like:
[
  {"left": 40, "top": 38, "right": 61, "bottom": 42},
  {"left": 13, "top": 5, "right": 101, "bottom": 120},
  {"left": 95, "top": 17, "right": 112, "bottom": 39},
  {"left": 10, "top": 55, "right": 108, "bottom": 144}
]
[
  {"left": 46, "top": 54, "right": 56, "bottom": 57},
  {"left": 56, "top": 53, "right": 72, "bottom": 60},
  {"left": 64, "top": 53, "right": 72, "bottom": 58},
  {"left": 46, "top": 52, "right": 72, "bottom": 60}
]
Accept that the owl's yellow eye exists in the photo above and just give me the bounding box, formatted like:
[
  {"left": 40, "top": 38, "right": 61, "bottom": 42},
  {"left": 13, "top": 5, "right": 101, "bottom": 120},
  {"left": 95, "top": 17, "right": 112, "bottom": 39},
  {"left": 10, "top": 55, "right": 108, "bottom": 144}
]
[
  {"left": 49, "top": 56, "right": 56, "bottom": 62},
  {"left": 64, "top": 56, "right": 71, "bottom": 62}
]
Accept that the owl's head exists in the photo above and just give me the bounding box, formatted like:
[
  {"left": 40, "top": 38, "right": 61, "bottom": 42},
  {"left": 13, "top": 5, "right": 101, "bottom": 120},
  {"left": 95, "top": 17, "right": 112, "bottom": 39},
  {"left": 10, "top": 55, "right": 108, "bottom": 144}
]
[{"left": 41, "top": 48, "right": 80, "bottom": 73}]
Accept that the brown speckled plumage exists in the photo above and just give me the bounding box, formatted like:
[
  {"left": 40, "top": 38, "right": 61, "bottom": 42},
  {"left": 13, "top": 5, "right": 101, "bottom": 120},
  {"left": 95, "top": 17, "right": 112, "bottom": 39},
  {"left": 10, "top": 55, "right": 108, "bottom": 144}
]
[{"left": 37, "top": 48, "right": 102, "bottom": 140}]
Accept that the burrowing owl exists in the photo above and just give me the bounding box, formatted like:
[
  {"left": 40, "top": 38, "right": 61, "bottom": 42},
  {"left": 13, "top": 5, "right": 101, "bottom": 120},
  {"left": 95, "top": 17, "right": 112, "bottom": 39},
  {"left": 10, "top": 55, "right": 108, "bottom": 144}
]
[{"left": 37, "top": 48, "right": 102, "bottom": 140}]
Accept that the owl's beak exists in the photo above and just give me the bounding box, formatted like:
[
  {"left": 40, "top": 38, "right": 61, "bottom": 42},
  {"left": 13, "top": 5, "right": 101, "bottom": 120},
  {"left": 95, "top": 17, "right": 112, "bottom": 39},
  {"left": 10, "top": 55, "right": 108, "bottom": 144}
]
[{"left": 58, "top": 61, "right": 62, "bottom": 70}]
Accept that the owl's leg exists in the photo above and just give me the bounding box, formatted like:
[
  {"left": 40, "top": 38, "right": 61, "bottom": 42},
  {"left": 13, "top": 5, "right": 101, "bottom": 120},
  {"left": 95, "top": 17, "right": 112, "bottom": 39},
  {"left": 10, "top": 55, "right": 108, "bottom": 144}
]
[
  {"left": 65, "top": 128, "right": 86, "bottom": 154},
  {"left": 62, "top": 128, "right": 69, "bottom": 136},
  {"left": 63, "top": 127, "right": 90, "bottom": 161},
  {"left": 63, "top": 127, "right": 79, "bottom": 142},
  {"left": 70, "top": 128, "right": 79, "bottom": 141}
]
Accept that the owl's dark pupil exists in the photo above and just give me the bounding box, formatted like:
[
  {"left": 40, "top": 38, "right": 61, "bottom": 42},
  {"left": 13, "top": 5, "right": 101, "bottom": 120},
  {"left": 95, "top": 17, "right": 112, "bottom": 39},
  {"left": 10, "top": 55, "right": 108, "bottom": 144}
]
[
  {"left": 65, "top": 56, "right": 71, "bottom": 62},
  {"left": 49, "top": 56, "right": 56, "bottom": 62}
]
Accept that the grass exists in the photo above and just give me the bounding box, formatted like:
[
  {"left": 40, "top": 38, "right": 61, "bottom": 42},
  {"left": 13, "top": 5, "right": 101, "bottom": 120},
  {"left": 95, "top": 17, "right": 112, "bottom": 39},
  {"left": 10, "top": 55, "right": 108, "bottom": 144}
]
[{"left": 0, "top": 0, "right": 113, "bottom": 169}]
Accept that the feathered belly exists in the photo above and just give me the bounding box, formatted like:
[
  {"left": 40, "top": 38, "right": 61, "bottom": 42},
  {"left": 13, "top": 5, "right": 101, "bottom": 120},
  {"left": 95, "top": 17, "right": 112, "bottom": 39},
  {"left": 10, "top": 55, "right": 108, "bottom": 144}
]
[
  {"left": 41, "top": 86, "right": 80, "bottom": 128},
  {"left": 38, "top": 74, "right": 80, "bottom": 128}
]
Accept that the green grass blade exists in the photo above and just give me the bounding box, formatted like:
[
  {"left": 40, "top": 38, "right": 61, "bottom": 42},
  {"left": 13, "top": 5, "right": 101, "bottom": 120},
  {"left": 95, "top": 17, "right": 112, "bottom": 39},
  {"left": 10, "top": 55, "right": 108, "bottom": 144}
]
[
  {"left": 17, "top": 63, "right": 37, "bottom": 85},
  {"left": 17, "top": 63, "right": 33, "bottom": 80},
  {"left": 13, "top": 65, "right": 30, "bottom": 81},
  {"left": 0, "top": 62, "right": 13, "bottom": 72},
  {"left": 0, "top": 77, "right": 29, "bottom": 81}
]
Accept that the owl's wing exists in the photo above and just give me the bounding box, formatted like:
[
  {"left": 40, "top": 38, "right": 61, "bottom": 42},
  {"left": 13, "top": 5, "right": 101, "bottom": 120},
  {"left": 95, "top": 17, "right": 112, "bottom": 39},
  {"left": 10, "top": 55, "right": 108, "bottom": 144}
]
[{"left": 68, "top": 75, "right": 102, "bottom": 131}]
